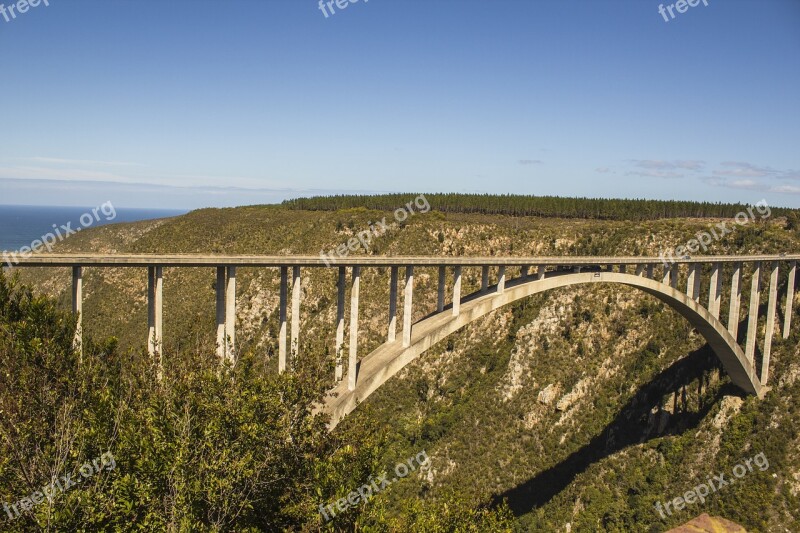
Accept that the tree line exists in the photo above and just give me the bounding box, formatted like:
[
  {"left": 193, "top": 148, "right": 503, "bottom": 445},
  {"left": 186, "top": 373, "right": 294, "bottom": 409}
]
[{"left": 282, "top": 193, "right": 796, "bottom": 221}]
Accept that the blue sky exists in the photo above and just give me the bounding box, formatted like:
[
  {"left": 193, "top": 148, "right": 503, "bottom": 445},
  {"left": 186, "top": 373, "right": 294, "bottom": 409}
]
[{"left": 0, "top": 0, "right": 798, "bottom": 209}]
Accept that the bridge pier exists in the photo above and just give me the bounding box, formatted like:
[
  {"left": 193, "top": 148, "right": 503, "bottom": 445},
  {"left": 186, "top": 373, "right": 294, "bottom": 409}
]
[
  {"left": 691, "top": 264, "right": 701, "bottom": 302},
  {"left": 784, "top": 260, "right": 796, "bottom": 338},
  {"left": 388, "top": 266, "right": 398, "bottom": 342},
  {"left": 279, "top": 266, "right": 288, "bottom": 372},
  {"left": 481, "top": 266, "right": 489, "bottom": 291},
  {"left": 403, "top": 266, "right": 414, "bottom": 348},
  {"left": 215, "top": 267, "right": 226, "bottom": 361},
  {"left": 762, "top": 262, "right": 779, "bottom": 384},
  {"left": 662, "top": 264, "right": 670, "bottom": 285},
  {"left": 537, "top": 265, "right": 546, "bottom": 280},
  {"left": 348, "top": 266, "right": 360, "bottom": 391},
  {"left": 728, "top": 262, "right": 742, "bottom": 338},
  {"left": 635, "top": 264, "right": 645, "bottom": 276},
  {"left": 686, "top": 264, "right": 697, "bottom": 299},
  {"left": 646, "top": 264, "right": 654, "bottom": 279},
  {"left": 335, "top": 266, "right": 345, "bottom": 381},
  {"left": 226, "top": 267, "right": 236, "bottom": 362},
  {"left": 437, "top": 266, "right": 446, "bottom": 312},
  {"left": 709, "top": 263, "right": 722, "bottom": 319},
  {"left": 745, "top": 262, "right": 761, "bottom": 363},
  {"left": 213, "top": 266, "right": 236, "bottom": 364},
  {"left": 497, "top": 266, "right": 506, "bottom": 294},
  {"left": 291, "top": 266, "right": 301, "bottom": 359},
  {"left": 147, "top": 266, "right": 164, "bottom": 369},
  {"left": 72, "top": 266, "right": 83, "bottom": 359},
  {"left": 453, "top": 266, "right": 462, "bottom": 316}
]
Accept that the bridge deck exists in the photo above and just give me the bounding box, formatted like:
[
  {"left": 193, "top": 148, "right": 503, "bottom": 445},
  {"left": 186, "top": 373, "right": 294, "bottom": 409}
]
[{"left": 5, "top": 253, "right": 798, "bottom": 267}]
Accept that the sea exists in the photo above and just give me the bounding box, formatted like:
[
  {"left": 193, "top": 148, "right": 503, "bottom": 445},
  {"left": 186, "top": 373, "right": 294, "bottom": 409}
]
[{"left": 0, "top": 205, "right": 187, "bottom": 252}]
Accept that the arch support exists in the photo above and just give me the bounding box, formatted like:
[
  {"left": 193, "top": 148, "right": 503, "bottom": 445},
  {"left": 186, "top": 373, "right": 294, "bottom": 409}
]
[{"left": 322, "top": 271, "right": 763, "bottom": 429}]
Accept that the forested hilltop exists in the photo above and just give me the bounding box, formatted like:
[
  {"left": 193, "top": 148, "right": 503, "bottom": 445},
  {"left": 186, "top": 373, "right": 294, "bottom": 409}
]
[
  {"left": 4, "top": 196, "right": 800, "bottom": 531},
  {"left": 283, "top": 193, "right": 798, "bottom": 221}
]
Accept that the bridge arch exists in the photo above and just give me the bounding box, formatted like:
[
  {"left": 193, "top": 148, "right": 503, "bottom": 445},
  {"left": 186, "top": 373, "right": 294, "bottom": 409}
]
[{"left": 322, "top": 271, "right": 763, "bottom": 429}]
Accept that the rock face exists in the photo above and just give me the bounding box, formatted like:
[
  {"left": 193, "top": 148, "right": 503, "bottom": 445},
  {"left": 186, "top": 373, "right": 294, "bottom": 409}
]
[
  {"left": 537, "top": 383, "right": 559, "bottom": 405},
  {"left": 665, "top": 513, "right": 747, "bottom": 532}
]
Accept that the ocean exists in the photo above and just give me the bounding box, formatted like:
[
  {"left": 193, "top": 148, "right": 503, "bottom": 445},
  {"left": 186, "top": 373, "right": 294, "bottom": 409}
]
[{"left": 0, "top": 205, "right": 187, "bottom": 252}]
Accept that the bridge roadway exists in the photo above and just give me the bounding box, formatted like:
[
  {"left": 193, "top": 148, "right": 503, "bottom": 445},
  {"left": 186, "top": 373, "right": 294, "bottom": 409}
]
[{"left": 9, "top": 253, "right": 800, "bottom": 267}]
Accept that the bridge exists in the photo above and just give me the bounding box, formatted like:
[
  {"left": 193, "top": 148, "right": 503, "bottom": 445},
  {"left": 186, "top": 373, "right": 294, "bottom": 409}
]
[{"left": 11, "top": 254, "right": 798, "bottom": 429}]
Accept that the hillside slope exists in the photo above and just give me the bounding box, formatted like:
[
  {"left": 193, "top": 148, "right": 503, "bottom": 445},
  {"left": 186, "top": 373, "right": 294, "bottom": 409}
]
[{"left": 14, "top": 199, "right": 800, "bottom": 531}]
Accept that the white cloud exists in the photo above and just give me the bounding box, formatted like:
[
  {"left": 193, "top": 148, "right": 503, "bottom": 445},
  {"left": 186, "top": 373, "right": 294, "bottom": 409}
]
[
  {"left": 626, "top": 170, "right": 684, "bottom": 179},
  {"left": 629, "top": 159, "right": 705, "bottom": 171},
  {"left": 24, "top": 157, "right": 144, "bottom": 167},
  {"left": 769, "top": 184, "right": 800, "bottom": 194},
  {"left": 714, "top": 161, "right": 777, "bottom": 178}
]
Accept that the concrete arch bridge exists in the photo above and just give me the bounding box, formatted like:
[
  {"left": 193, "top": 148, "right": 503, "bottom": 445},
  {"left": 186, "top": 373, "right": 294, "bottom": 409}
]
[{"left": 14, "top": 254, "right": 798, "bottom": 429}]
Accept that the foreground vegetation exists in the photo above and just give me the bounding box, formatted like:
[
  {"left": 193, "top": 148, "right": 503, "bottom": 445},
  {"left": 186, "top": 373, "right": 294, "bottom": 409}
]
[{"left": 0, "top": 273, "right": 512, "bottom": 531}]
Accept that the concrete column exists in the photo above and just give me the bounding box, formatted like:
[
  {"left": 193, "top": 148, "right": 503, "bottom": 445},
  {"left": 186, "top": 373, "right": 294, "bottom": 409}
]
[
  {"left": 619, "top": 264, "right": 627, "bottom": 274},
  {"left": 148, "top": 267, "right": 155, "bottom": 356},
  {"left": 155, "top": 267, "right": 163, "bottom": 357},
  {"left": 537, "top": 265, "right": 546, "bottom": 280},
  {"left": 521, "top": 265, "right": 529, "bottom": 279},
  {"left": 72, "top": 266, "right": 83, "bottom": 359},
  {"left": 148, "top": 266, "right": 164, "bottom": 361},
  {"left": 635, "top": 264, "right": 645, "bottom": 276},
  {"left": 745, "top": 262, "right": 761, "bottom": 363},
  {"left": 225, "top": 266, "right": 236, "bottom": 363},
  {"left": 437, "top": 266, "right": 446, "bottom": 312},
  {"left": 783, "top": 260, "right": 796, "bottom": 339},
  {"left": 709, "top": 263, "right": 722, "bottom": 319},
  {"left": 335, "top": 267, "right": 345, "bottom": 381},
  {"left": 686, "top": 264, "right": 697, "bottom": 298},
  {"left": 291, "top": 266, "right": 301, "bottom": 359},
  {"left": 348, "top": 266, "right": 360, "bottom": 391},
  {"left": 388, "top": 266, "right": 398, "bottom": 342},
  {"left": 646, "top": 264, "right": 654, "bottom": 279},
  {"left": 691, "top": 265, "right": 701, "bottom": 302},
  {"left": 215, "top": 267, "right": 226, "bottom": 361},
  {"left": 728, "top": 262, "right": 742, "bottom": 338},
  {"left": 497, "top": 266, "right": 506, "bottom": 294},
  {"left": 670, "top": 265, "right": 678, "bottom": 288},
  {"left": 452, "top": 266, "right": 462, "bottom": 317},
  {"left": 481, "top": 266, "right": 489, "bottom": 291},
  {"left": 762, "top": 262, "right": 779, "bottom": 385},
  {"left": 662, "top": 264, "right": 671, "bottom": 285},
  {"left": 278, "top": 266, "right": 288, "bottom": 373},
  {"left": 403, "top": 266, "right": 414, "bottom": 348}
]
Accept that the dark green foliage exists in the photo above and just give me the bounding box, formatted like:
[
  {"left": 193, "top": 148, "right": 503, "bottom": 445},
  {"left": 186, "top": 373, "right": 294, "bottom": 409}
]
[{"left": 283, "top": 193, "right": 799, "bottom": 221}]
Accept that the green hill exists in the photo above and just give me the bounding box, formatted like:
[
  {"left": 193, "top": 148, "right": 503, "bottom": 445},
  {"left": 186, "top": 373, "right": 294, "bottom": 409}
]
[{"left": 7, "top": 194, "right": 800, "bottom": 531}]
